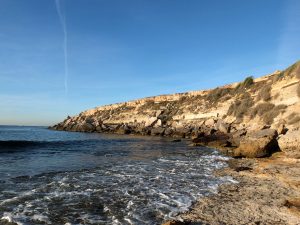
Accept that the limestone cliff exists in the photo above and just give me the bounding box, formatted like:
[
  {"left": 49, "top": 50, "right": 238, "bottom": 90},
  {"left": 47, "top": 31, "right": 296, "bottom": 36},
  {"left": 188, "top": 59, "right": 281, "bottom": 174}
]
[{"left": 51, "top": 61, "right": 300, "bottom": 156}]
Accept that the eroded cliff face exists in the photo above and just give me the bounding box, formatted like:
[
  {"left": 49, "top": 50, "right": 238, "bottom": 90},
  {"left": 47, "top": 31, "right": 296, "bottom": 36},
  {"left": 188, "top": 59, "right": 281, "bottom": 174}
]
[{"left": 51, "top": 61, "right": 300, "bottom": 156}]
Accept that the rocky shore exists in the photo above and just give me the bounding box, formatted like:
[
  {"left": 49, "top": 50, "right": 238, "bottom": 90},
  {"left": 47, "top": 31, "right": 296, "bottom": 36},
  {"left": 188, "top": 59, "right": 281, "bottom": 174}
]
[
  {"left": 163, "top": 152, "right": 300, "bottom": 225},
  {"left": 51, "top": 61, "right": 300, "bottom": 224}
]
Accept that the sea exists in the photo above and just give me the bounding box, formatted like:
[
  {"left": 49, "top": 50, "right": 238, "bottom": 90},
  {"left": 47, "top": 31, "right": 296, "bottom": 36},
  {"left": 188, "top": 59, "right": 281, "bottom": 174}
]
[{"left": 0, "top": 126, "right": 233, "bottom": 225}]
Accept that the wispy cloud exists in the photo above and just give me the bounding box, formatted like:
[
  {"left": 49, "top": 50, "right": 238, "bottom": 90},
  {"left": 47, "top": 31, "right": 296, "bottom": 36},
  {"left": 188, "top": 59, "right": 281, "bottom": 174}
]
[{"left": 55, "top": 0, "right": 69, "bottom": 94}]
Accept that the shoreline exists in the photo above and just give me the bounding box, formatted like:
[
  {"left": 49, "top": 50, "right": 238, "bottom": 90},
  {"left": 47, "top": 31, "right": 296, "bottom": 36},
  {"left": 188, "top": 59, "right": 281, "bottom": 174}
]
[
  {"left": 49, "top": 61, "right": 300, "bottom": 224},
  {"left": 164, "top": 151, "right": 300, "bottom": 225},
  {"left": 50, "top": 129, "right": 300, "bottom": 224}
]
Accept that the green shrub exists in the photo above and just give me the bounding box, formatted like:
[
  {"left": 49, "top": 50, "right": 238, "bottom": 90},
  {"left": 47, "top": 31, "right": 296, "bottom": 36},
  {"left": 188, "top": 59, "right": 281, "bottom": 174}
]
[
  {"left": 243, "top": 76, "right": 254, "bottom": 88},
  {"left": 235, "top": 76, "right": 254, "bottom": 91}
]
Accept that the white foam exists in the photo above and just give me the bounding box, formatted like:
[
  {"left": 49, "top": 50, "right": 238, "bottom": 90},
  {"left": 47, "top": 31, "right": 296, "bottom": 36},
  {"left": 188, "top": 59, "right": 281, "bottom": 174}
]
[
  {"left": 1, "top": 213, "right": 24, "bottom": 225},
  {"left": 32, "top": 214, "right": 49, "bottom": 223},
  {"left": 159, "top": 192, "right": 170, "bottom": 200},
  {"left": 0, "top": 145, "right": 231, "bottom": 225},
  {"left": 124, "top": 217, "right": 134, "bottom": 225},
  {"left": 126, "top": 200, "right": 134, "bottom": 209},
  {"left": 221, "top": 176, "right": 239, "bottom": 184},
  {"left": 1, "top": 214, "right": 12, "bottom": 222}
]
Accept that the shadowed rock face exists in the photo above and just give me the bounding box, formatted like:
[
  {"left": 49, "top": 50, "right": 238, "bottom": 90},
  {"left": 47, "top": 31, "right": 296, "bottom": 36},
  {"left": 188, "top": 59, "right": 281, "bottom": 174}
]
[{"left": 51, "top": 61, "right": 300, "bottom": 157}]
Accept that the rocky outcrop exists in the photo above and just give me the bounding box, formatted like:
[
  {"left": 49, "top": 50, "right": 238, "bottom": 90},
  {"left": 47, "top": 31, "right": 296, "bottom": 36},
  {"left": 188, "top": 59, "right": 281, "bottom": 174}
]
[
  {"left": 51, "top": 61, "right": 300, "bottom": 158},
  {"left": 278, "top": 130, "right": 300, "bottom": 152},
  {"left": 234, "top": 129, "right": 279, "bottom": 158}
]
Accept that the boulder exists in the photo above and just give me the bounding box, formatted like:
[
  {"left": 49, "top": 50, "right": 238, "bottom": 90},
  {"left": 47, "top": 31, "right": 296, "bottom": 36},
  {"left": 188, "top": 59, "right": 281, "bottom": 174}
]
[
  {"left": 106, "top": 124, "right": 119, "bottom": 130},
  {"left": 81, "top": 123, "right": 95, "bottom": 132},
  {"left": 173, "top": 127, "right": 191, "bottom": 138},
  {"left": 154, "top": 119, "right": 162, "bottom": 127},
  {"left": 151, "top": 127, "right": 165, "bottom": 136},
  {"left": 63, "top": 121, "right": 73, "bottom": 130},
  {"left": 101, "top": 124, "right": 109, "bottom": 131},
  {"left": 85, "top": 117, "right": 95, "bottom": 124},
  {"left": 215, "top": 120, "right": 230, "bottom": 133},
  {"left": 234, "top": 129, "right": 279, "bottom": 158},
  {"left": 164, "top": 128, "right": 174, "bottom": 136},
  {"left": 95, "top": 125, "right": 102, "bottom": 132},
  {"left": 69, "top": 124, "right": 79, "bottom": 132},
  {"left": 205, "top": 118, "right": 216, "bottom": 127},
  {"left": 145, "top": 117, "right": 157, "bottom": 127},
  {"left": 230, "top": 129, "right": 247, "bottom": 146},
  {"left": 155, "top": 110, "right": 163, "bottom": 117},
  {"left": 278, "top": 130, "right": 300, "bottom": 152},
  {"left": 199, "top": 125, "right": 216, "bottom": 136},
  {"left": 192, "top": 132, "right": 232, "bottom": 148},
  {"left": 116, "top": 125, "right": 131, "bottom": 134},
  {"left": 277, "top": 124, "right": 288, "bottom": 135},
  {"left": 190, "top": 130, "right": 202, "bottom": 139},
  {"left": 140, "top": 127, "right": 152, "bottom": 135}
]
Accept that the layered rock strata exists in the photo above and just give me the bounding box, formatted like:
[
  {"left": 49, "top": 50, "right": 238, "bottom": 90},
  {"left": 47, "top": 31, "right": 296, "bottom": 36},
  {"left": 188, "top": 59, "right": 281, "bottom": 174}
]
[{"left": 51, "top": 61, "right": 300, "bottom": 157}]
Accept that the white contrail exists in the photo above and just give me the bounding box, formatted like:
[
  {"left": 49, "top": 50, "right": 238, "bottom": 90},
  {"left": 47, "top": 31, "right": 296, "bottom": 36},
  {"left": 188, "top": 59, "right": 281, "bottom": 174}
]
[{"left": 55, "top": 0, "right": 68, "bottom": 94}]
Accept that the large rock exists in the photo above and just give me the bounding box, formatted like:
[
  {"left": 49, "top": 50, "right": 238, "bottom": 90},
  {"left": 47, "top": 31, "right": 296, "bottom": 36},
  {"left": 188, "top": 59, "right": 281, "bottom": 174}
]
[
  {"left": 155, "top": 110, "right": 163, "bottom": 117},
  {"left": 205, "top": 118, "right": 216, "bottom": 127},
  {"left": 106, "top": 123, "right": 119, "bottom": 130},
  {"left": 278, "top": 130, "right": 300, "bottom": 152},
  {"left": 199, "top": 125, "right": 216, "bottom": 136},
  {"left": 164, "top": 128, "right": 174, "bottom": 136},
  {"left": 153, "top": 119, "right": 162, "bottom": 127},
  {"left": 81, "top": 123, "right": 95, "bottom": 132},
  {"left": 85, "top": 117, "right": 95, "bottom": 124},
  {"left": 190, "top": 130, "right": 201, "bottom": 139},
  {"left": 215, "top": 120, "right": 230, "bottom": 133},
  {"left": 192, "top": 132, "right": 232, "bottom": 148},
  {"left": 230, "top": 129, "right": 247, "bottom": 146},
  {"left": 173, "top": 127, "right": 191, "bottom": 138},
  {"left": 95, "top": 125, "right": 102, "bottom": 132},
  {"left": 277, "top": 124, "right": 288, "bottom": 135},
  {"left": 116, "top": 125, "right": 131, "bottom": 134},
  {"left": 145, "top": 117, "right": 157, "bottom": 127},
  {"left": 234, "top": 129, "right": 279, "bottom": 158},
  {"left": 151, "top": 127, "right": 165, "bottom": 136}
]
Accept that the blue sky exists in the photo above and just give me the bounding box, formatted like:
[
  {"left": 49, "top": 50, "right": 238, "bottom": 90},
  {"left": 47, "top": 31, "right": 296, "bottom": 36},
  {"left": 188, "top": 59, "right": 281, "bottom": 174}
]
[{"left": 0, "top": 0, "right": 299, "bottom": 125}]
